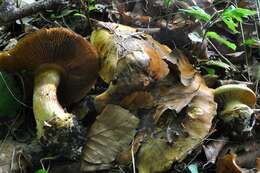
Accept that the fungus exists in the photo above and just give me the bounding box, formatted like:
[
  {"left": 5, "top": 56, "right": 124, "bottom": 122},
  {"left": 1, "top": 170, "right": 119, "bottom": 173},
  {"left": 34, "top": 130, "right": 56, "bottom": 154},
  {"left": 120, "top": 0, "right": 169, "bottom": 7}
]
[
  {"left": 0, "top": 28, "right": 99, "bottom": 142},
  {"left": 214, "top": 84, "right": 256, "bottom": 134},
  {"left": 90, "top": 21, "right": 170, "bottom": 111}
]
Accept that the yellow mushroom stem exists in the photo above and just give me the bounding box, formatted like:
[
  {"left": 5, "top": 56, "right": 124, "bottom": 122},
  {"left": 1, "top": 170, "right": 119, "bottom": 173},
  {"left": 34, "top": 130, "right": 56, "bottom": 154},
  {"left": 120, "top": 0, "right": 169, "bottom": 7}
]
[
  {"left": 219, "top": 100, "right": 254, "bottom": 133},
  {"left": 33, "top": 67, "right": 74, "bottom": 139},
  {"left": 220, "top": 100, "right": 253, "bottom": 122}
]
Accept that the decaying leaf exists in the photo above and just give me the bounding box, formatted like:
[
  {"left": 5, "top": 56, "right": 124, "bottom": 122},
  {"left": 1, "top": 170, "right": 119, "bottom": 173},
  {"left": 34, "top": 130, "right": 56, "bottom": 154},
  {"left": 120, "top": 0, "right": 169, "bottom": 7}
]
[
  {"left": 120, "top": 91, "right": 155, "bottom": 111},
  {"left": 81, "top": 104, "right": 139, "bottom": 172},
  {"left": 151, "top": 70, "right": 201, "bottom": 122},
  {"left": 0, "top": 139, "right": 33, "bottom": 173},
  {"left": 203, "top": 136, "right": 227, "bottom": 165},
  {"left": 137, "top": 84, "right": 217, "bottom": 173},
  {"left": 216, "top": 153, "right": 242, "bottom": 173},
  {"left": 256, "top": 158, "right": 260, "bottom": 172}
]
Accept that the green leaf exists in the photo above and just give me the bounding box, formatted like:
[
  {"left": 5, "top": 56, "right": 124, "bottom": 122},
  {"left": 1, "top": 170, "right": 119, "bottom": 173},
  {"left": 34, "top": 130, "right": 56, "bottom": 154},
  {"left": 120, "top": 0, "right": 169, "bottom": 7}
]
[
  {"left": 88, "top": 5, "right": 96, "bottom": 12},
  {"left": 73, "top": 13, "right": 87, "bottom": 18},
  {"left": 163, "top": 0, "right": 173, "bottom": 7},
  {"left": 221, "top": 6, "right": 256, "bottom": 33},
  {"left": 35, "top": 169, "right": 48, "bottom": 173},
  {"left": 201, "top": 66, "right": 216, "bottom": 76},
  {"left": 243, "top": 38, "right": 260, "bottom": 47},
  {"left": 206, "top": 31, "right": 237, "bottom": 50},
  {"left": 188, "top": 164, "right": 199, "bottom": 173},
  {"left": 221, "top": 17, "right": 239, "bottom": 33},
  {"left": 180, "top": 6, "right": 211, "bottom": 22},
  {"left": 222, "top": 6, "right": 256, "bottom": 19}
]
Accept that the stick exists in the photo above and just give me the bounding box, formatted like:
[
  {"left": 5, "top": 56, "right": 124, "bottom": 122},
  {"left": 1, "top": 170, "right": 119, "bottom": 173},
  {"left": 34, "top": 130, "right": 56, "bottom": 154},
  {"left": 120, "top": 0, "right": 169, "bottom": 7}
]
[{"left": 0, "top": 0, "right": 66, "bottom": 26}]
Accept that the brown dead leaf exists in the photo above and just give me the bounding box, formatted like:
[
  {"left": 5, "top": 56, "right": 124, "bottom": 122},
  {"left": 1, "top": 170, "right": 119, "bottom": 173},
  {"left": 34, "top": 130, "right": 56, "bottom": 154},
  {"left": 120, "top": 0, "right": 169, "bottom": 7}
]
[
  {"left": 117, "top": 130, "right": 145, "bottom": 165},
  {"left": 203, "top": 136, "right": 227, "bottom": 165},
  {"left": 120, "top": 91, "right": 155, "bottom": 111},
  {"left": 256, "top": 158, "right": 260, "bottom": 172},
  {"left": 81, "top": 104, "right": 139, "bottom": 172},
  {"left": 137, "top": 82, "right": 217, "bottom": 173},
  {"left": 165, "top": 50, "right": 197, "bottom": 86},
  {"left": 216, "top": 153, "right": 242, "bottom": 173},
  {"left": 151, "top": 74, "right": 202, "bottom": 122},
  {"left": 238, "top": 0, "right": 256, "bottom": 8},
  {"left": 0, "top": 140, "right": 33, "bottom": 173}
]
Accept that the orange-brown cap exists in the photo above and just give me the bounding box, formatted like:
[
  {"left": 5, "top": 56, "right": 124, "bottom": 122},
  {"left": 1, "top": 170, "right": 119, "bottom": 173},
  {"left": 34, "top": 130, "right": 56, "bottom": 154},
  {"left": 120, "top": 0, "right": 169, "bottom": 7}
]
[{"left": 0, "top": 28, "right": 99, "bottom": 105}]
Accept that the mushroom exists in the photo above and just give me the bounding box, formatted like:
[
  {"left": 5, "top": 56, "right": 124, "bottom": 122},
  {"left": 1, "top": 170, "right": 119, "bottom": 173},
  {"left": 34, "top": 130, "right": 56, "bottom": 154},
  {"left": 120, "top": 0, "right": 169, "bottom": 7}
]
[
  {"left": 214, "top": 84, "right": 256, "bottom": 134},
  {"left": 0, "top": 28, "right": 99, "bottom": 141},
  {"left": 90, "top": 21, "right": 170, "bottom": 111}
]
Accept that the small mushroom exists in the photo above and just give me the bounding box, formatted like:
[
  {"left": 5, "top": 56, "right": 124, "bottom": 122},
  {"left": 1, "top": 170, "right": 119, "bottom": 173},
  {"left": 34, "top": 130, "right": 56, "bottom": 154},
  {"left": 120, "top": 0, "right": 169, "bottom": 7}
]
[
  {"left": 214, "top": 84, "right": 256, "bottom": 135},
  {"left": 0, "top": 28, "right": 99, "bottom": 141}
]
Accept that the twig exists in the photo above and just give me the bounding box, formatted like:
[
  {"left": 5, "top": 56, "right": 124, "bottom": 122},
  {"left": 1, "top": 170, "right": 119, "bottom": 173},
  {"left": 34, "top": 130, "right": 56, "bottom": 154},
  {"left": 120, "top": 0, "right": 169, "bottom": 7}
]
[
  {"left": 219, "top": 79, "right": 253, "bottom": 86},
  {"left": 0, "top": 0, "right": 67, "bottom": 26},
  {"left": 131, "top": 141, "right": 136, "bottom": 173},
  {"left": 234, "top": 0, "right": 251, "bottom": 82},
  {"left": 136, "top": 27, "right": 160, "bottom": 34}
]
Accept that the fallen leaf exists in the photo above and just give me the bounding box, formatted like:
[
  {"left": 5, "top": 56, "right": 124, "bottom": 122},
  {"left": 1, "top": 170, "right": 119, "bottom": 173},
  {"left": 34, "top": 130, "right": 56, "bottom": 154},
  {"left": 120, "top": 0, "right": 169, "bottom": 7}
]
[
  {"left": 151, "top": 74, "right": 202, "bottom": 122},
  {"left": 81, "top": 104, "right": 139, "bottom": 172},
  {"left": 120, "top": 91, "right": 155, "bottom": 111},
  {"left": 203, "top": 136, "right": 227, "bottom": 165},
  {"left": 216, "top": 153, "right": 242, "bottom": 173},
  {"left": 165, "top": 50, "right": 197, "bottom": 86},
  {"left": 137, "top": 83, "right": 217, "bottom": 173},
  {"left": 256, "top": 158, "right": 260, "bottom": 172}
]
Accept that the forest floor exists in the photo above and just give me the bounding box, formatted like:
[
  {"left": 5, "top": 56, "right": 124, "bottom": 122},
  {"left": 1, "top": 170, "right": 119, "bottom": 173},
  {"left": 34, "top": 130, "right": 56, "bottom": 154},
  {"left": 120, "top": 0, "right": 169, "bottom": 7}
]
[{"left": 0, "top": 0, "right": 259, "bottom": 173}]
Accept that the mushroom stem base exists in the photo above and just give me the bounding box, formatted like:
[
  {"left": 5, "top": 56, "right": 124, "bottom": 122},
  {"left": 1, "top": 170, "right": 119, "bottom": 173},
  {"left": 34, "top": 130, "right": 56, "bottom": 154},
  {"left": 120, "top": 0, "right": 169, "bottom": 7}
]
[
  {"left": 221, "top": 102, "right": 254, "bottom": 134},
  {"left": 33, "top": 68, "right": 84, "bottom": 159},
  {"left": 33, "top": 68, "right": 74, "bottom": 138}
]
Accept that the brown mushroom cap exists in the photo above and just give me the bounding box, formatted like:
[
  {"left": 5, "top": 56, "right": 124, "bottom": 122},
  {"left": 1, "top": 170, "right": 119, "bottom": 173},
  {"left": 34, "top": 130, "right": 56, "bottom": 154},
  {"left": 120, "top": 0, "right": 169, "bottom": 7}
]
[
  {"left": 0, "top": 28, "right": 99, "bottom": 105},
  {"left": 214, "top": 84, "right": 256, "bottom": 107}
]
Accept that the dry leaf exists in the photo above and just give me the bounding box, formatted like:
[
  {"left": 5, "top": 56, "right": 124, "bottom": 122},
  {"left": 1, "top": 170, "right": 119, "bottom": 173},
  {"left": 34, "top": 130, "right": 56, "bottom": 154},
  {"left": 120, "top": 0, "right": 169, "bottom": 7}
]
[
  {"left": 151, "top": 72, "right": 202, "bottom": 122},
  {"left": 120, "top": 91, "right": 155, "bottom": 111},
  {"left": 164, "top": 50, "right": 197, "bottom": 86},
  {"left": 81, "top": 104, "right": 139, "bottom": 172},
  {"left": 256, "top": 158, "right": 260, "bottom": 172},
  {"left": 137, "top": 83, "right": 217, "bottom": 173},
  {"left": 203, "top": 136, "right": 227, "bottom": 164},
  {"left": 217, "top": 153, "right": 242, "bottom": 173}
]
